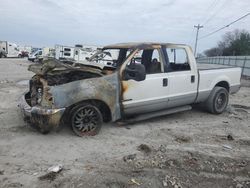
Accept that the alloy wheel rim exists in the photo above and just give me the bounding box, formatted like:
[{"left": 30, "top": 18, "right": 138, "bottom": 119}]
[
  {"left": 72, "top": 106, "right": 99, "bottom": 133},
  {"left": 215, "top": 92, "right": 226, "bottom": 110}
]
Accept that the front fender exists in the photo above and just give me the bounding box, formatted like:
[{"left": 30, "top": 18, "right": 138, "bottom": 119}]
[{"left": 49, "top": 73, "right": 121, "bottom": 121}]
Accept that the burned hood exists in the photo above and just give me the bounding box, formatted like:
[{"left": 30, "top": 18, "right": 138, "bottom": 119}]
[{"left": 28, "top": 59, "right": 103, "bottom": 76}]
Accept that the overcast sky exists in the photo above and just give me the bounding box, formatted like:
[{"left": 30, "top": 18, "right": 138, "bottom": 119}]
[{"left": 0, "top": 0, "right": 249, "bottom": 53}]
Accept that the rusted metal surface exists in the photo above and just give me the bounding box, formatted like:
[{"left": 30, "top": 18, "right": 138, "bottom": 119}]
[
  {"left": 18, "top": 93, "right": 65, "bottom": 132},
  {"left": 122, "top": 81, "right": 129, "bottom": 93},
  {"left": 30, "top": 106, "right": 65, "bottom": 132},
  {"left": 20, "top": 70, "right": 121, "bottom": 132},
  {"left": 28, "top": 59, "right": 103, "bottom": 76},
  {"left": 39, "top": 77, "right": 53, "bottom": 107},
  {"left": 103, "top": 42, "right": 179, "bottom": 50},
  {"left": 49, "top": 72, "right": 121, "bottom": 121}
]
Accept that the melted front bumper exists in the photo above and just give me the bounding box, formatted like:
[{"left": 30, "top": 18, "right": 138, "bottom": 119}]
[{"left": 18, "top": 92, "right": 65, "bottom": 132}]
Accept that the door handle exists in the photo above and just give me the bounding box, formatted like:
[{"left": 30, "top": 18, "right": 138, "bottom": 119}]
[
  {"left": 163, "top": 78, "right": 168, "bottom": 87},
  {"left": 191, "top": 75, "right": 195, "bottom": 83}
]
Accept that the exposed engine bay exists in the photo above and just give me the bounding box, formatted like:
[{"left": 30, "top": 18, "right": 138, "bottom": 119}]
[
  {"left": 28, "top": 59, "right": 116, "bottom": 106},
  {"left": 44, "top": 70, "right": 102, "bottom": 86}
]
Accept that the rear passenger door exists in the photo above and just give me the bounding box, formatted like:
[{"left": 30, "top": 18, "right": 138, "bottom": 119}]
[{"left": 164, "top": 47, "right": 198, "bottom": 108}]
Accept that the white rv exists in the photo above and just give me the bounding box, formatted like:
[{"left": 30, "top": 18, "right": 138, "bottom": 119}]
[
  {"left": 55, "top": 45, "right": 75, "bottom": 60},
  {"left": 0, "top": 41, "right": 20, "bottom": 58},
  {"left": 74, "top": 47, "right": 97, "bottom": 62},
  {"left": 55, "top": 44, "right": 101, "bottom": 62}
]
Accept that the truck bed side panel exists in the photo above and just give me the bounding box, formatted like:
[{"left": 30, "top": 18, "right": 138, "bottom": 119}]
[{"left": 196, "top": 67, "right": 241, "bottom": 103}]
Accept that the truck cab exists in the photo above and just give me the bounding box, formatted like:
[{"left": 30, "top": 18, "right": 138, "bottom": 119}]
[{"left": 120, "top": 43, "right": 198, "bottom": 115}]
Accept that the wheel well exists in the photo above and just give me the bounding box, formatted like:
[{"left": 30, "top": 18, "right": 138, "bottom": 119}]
[
  {"left": 215, "top": 81, "right": 229, "bottom": 92},
  {"left": 64, "top": 100, "right": 112, "bottom": 123}
]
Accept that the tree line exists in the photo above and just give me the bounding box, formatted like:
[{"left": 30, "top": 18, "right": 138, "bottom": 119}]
[{"left": 203, "top": 29, "right": 250, "bottom": 57}]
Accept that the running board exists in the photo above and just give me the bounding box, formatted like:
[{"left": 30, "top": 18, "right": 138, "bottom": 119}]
[{"left": 123, "top": 105, "right": 192, "bottom": 123}]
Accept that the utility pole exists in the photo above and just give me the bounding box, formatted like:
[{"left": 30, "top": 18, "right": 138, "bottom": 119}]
[{"left": 194, "top": 24, "right": 203, "bottom": 57}]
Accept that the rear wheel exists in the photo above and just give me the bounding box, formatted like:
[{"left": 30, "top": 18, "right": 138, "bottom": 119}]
[
  {"left": 205, "top": 86, "right": 229, "bottom": 114},
  {"left": 70, "top": 103, "right": 103, "bottom": 136}
]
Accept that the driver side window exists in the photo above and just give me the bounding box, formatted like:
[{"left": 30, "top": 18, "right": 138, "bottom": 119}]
[
  {"left": 127, "top": 49, "right": 162, "bottom": 74},
  {"left": 165, "top": 48, "right": 190, "bottom": 72}
]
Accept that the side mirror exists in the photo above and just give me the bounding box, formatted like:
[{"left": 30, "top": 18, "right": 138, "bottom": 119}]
[{"left": 124, "top": 63, "right": 146, "bottom": 81}]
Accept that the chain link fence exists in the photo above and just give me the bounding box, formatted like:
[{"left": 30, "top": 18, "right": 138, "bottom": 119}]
[{"left": 197, "top": 56, "right": 250, "bottom": 76}]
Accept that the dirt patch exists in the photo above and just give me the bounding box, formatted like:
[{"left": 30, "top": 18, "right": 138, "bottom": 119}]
[
  {"left": 105, "top": 181, "right": 128, "bottom": 188},
  {"left": 38, "top": 172, "right": 59, "bottom": 182},
  {"left": 175, "top": 135, "right": 191, "bottom": 143},
  {"left": 238, "top": 139, "right": 250, "bottom": 146},
  {"left": 123, "top": 154, "right": 136, "bottom": 162},
  {"left": 231, "top": 104, "right": 250, "bottom": 110},
  {"left": 122, "top": 147, "right": 250, "bottom": 187},
  {"left": 137, "top": 144, "right": 152, "bottom": 154},
  {"left": 227, "top": 134, "right": 234, "bottom": 141}
]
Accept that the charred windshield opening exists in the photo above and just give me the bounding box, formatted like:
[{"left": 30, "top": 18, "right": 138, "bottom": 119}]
[{"left": 89, "top": 48, "right": 132, "bottom": 69}]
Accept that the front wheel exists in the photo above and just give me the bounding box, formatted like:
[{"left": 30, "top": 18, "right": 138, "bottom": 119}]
[
  {"left": 205, "top": 86, "right": 229, "bottom": 114},
  {"left": 70, "top": 103, "right": 103, "bottom": 136}
]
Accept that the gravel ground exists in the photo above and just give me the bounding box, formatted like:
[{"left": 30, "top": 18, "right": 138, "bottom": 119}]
[{"left": 0, "top": 58, "right": 249, "bottom": 188}]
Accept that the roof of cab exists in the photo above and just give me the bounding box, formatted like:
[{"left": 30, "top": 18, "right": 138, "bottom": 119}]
[{"left": 103, "top": 42, "right": 187, "bottom": 49}]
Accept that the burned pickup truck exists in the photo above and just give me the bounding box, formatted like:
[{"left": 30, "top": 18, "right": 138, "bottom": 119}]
[{"left": 19, "top": 43, "right": 241, "bottom": 136}]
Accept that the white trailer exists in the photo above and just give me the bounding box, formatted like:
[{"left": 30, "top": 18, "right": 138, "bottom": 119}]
[
  {"left": 74, "top": 45, "right": 103, "bottom": 62},
  {"left": 0, "top": 41, "right": 20, "bottom": 58},
  {"left": 55, "top": 45, "right": 75, "bottom": 60},
  {"left": 42, "top": 47, "right": 54, "bottom": 58},
  {"left": 55, "top": 44, "right": 102, "bottom": 62},
  {"left": 74, "top": 47, "right": 97, "bottom": 62}
]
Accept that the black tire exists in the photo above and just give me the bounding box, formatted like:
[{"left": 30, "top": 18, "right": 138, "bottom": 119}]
[
  {"left": 40, "top": 128, "right": 50, "bottom": 134},
  {"left": 205, "top": 86, "right": 229, "bottom": 114},
  {"left": 69, "top": 103, "right": 103, "bottom": 136},
  {"left": 18, "top": 54, "right": 22, "bottom": 58}
]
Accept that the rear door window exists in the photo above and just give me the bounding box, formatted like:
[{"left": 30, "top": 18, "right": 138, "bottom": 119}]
[{"left": 165, "top": 48, "right": 190, "bottom": 72}]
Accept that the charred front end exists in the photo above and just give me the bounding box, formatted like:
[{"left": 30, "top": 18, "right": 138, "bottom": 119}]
[{"left": 18, "top": 59, "right": 104, "bottom": 133}]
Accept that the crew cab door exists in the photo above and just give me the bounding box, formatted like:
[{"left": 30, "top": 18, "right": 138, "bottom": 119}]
[
  {"left": 121, "top": 48, "right": 170, "bottom": 115},
  {"left": 163, "top": 46, "right": 198, "bottom": 108}
]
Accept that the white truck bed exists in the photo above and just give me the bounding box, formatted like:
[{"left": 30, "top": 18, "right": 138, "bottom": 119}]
[
  {"left": 197, "top": 63, "right": 234, "bottom": 70},
  {"left": 196, "top": 63, "right": 241, "bottom": 102}
]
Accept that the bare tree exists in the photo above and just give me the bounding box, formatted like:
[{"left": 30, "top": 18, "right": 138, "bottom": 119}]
[
  {"left": 204, "top": 47, "right": 222, "bottom": 57},
  {"left": 203, "top": 29, "right": 250, "bottom": 57}
]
